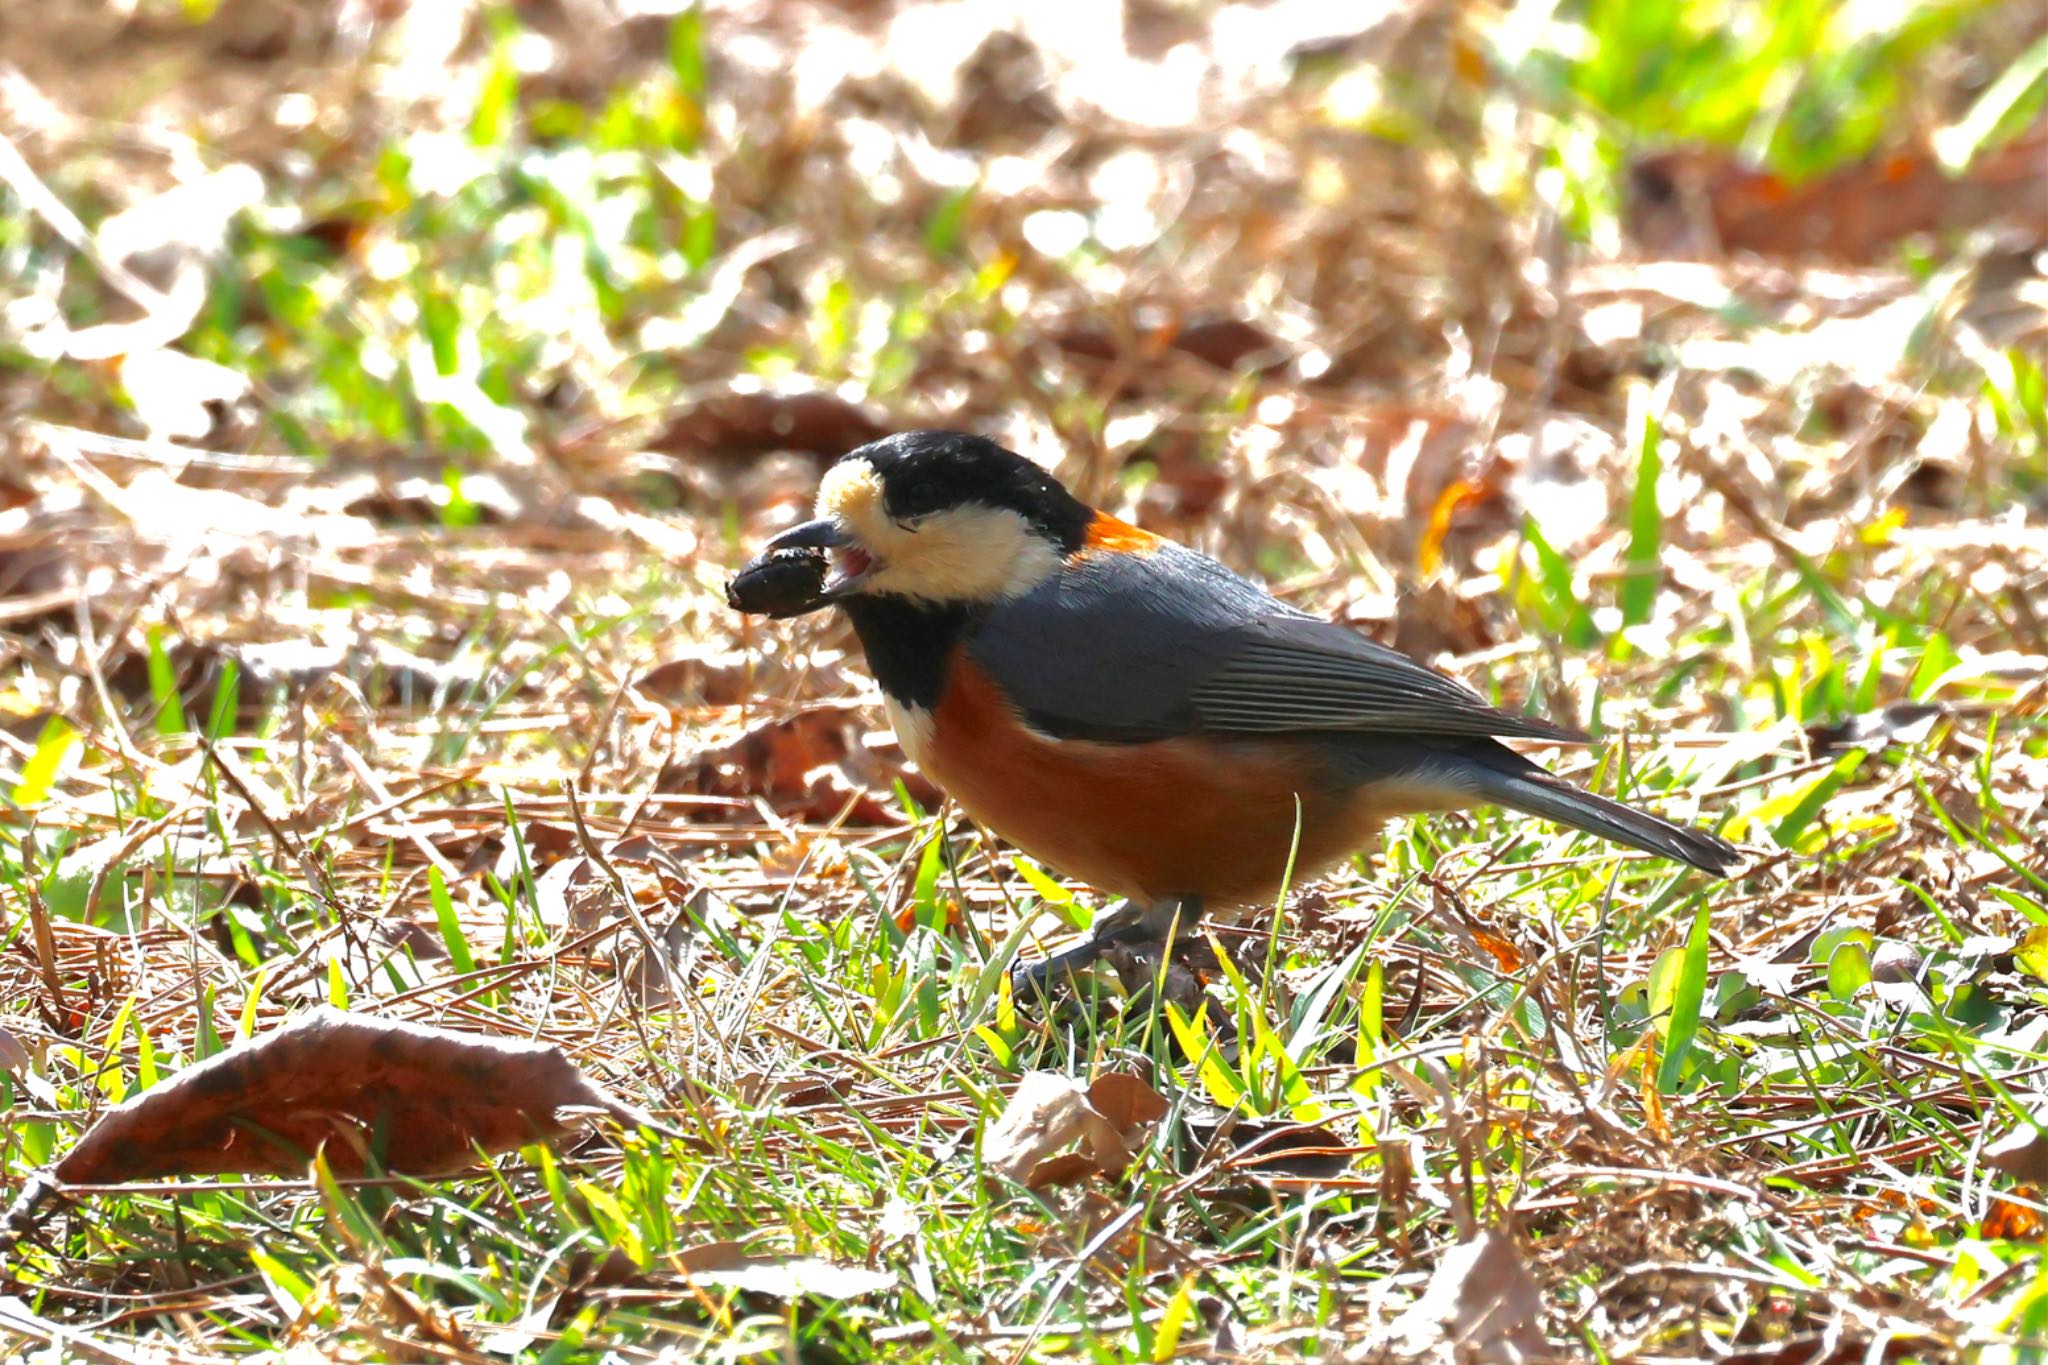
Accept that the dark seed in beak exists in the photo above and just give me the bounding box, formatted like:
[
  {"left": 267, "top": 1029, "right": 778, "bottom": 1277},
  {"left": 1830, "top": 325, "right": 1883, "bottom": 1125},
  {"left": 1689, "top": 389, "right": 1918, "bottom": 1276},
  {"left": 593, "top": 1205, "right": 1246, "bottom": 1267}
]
[{"left": 727, "top": 547, "right": 830, "bottom": 618}]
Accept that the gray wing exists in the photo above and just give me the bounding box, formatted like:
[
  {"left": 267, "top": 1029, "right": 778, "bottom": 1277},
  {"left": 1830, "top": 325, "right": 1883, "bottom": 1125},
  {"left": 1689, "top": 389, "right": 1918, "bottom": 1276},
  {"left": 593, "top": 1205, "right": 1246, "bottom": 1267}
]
[{"left": 968, "top": 542, "right": 1583, "bottom": 744}]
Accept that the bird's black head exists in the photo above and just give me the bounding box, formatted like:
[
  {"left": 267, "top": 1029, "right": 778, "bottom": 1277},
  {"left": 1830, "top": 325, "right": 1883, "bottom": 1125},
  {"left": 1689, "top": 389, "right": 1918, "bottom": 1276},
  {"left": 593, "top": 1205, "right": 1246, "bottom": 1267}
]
[
  {"left": 849, "top": 431, "right": 1092, "bottom": 546},
  {"left": 747, "top": 431, "right": 1094, "bottom": 610}
]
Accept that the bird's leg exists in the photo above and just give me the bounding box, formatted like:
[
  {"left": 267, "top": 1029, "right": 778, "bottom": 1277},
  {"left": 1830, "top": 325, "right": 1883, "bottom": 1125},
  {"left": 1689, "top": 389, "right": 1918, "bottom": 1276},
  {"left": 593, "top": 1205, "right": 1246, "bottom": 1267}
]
[{"left": 1012, "top": 895, "right": 1206, "bottom": 1001}]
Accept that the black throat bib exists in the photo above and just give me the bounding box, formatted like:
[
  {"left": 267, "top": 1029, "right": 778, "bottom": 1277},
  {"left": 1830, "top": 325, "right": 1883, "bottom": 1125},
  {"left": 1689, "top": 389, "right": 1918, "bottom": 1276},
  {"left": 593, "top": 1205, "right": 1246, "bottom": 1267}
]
[{"left": 841, "top": 596, "right": 978, "bottom": 711}]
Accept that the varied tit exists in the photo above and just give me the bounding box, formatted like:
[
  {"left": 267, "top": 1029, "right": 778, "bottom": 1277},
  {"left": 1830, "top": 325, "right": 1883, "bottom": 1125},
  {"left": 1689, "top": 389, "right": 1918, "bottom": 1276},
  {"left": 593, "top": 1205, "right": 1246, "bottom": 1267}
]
[{"left": 728, "top": 430, "right": 1739, "bottom": 993}]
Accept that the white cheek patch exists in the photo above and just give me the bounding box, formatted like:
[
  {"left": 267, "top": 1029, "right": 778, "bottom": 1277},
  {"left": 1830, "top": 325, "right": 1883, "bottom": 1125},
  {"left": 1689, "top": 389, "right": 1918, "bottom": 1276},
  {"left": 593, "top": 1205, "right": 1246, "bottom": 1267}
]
[
  {"left": 863, "top": 505, "right": 1062, "bottom": 602},
  {"left": 884, "top": 696, "right": 935, "bottom": 767},
  {"left": 818, "top": 458, "right": 1062, "bottom": 604}
]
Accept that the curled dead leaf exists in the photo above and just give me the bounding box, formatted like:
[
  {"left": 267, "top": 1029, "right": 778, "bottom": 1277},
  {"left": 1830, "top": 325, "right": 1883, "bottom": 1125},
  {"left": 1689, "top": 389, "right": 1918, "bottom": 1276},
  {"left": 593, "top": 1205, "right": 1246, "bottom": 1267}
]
[
  {"left": 637, "top": 643, "right": 809, "bottom": 707},
  {"left": 1806, "top": 703, "right": 1947, "bottom": 757},
  {"left": 1051, "top": 314, "right": 1287, "bottom": 377},
  {"left": 1986, "top": 1117, "right": 2048, "bottom": 1185},
  {"left": 1385, "top": 1227, "right": 1552, "bottom": 1362},
  {"left": 0, "top": 1027, "right": 29, "bottom": 1074},
  {"left": 1418, "top": 475, "right": 1500, "bottom": 577},
  {"left": 983, "top": 1070, "right": 1168, "bottom": 1189},
  {"left": 1469, "top": 926, "right": 1525, "bottom": 973},
  {"left": 662, "top": 704, "right": 930, "bottom": 825}
]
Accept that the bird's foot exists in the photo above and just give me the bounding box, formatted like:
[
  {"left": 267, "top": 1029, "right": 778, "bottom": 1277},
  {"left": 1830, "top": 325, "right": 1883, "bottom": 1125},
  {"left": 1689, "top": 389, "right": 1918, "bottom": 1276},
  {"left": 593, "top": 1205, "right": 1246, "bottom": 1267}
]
[{"left": 1010, "top": 897, "right": 1202, "bottom": 1006}]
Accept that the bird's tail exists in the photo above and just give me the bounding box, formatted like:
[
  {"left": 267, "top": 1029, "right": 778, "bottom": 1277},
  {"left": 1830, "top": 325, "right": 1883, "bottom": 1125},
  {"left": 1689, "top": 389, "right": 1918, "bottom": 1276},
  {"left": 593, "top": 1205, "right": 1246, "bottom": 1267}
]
[{"left": 1454, "top": 746, "right": 1742, "bottom": 877}]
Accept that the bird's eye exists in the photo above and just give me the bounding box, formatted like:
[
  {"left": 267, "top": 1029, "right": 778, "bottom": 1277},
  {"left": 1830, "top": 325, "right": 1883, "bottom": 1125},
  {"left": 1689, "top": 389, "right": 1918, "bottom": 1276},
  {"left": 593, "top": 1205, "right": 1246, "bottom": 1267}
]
[{"left": 897, "top": 478, "right": 945, "bottom": 519}]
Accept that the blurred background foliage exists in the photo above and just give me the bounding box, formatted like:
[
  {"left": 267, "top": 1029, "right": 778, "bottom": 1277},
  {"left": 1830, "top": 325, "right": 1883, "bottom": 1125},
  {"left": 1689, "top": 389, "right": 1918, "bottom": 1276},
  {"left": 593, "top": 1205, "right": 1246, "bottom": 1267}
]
[{"left": 4, "top": 0, "right": 2041, "bottom": 489}]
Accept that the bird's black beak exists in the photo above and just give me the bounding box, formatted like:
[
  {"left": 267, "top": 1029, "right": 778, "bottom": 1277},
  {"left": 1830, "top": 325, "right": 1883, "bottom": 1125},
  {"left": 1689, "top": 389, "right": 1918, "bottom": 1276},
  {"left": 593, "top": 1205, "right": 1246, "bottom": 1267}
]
[
  {"left": 741, "top": 515, "right": 876, "bottom": 605},
  {"left": 728, "top": 519, "right": 856, "bottom": 619},
  {"left": 765, "top": 518, "right": 852, "bottom": 552}
]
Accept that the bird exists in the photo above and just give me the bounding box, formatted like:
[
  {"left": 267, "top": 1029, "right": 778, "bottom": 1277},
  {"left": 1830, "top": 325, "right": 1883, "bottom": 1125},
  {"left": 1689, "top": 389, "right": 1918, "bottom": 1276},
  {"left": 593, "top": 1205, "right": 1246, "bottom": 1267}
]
[{"left": 728, "top": 430, "right": 1741, "bottom": 994}]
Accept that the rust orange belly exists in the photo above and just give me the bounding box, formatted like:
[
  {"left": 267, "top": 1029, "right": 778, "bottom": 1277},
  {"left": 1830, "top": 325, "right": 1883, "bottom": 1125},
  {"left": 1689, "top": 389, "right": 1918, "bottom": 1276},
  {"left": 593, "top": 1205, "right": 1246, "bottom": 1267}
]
[{"left": 895, "top": 655, "right": 1393, "bottom": 906}]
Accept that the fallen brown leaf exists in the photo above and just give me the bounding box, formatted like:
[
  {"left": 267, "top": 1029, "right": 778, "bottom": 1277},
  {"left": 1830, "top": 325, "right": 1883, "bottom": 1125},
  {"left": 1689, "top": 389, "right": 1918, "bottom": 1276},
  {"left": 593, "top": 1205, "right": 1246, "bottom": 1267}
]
[
  {"left": 1178, "top": 1102, "right": 1356, "bottom": 1183},
  {"left": 1047, "top": 313, "right": 1289, "bottom": 395},
  {"left": 53, "top": 1007, "right": 660, "bottom": 1182},
  {"left": 636, "top": 643, "right": 787, "bottom": 706},
  {"left": 1470, "top": 926, "right": 1525, "bottom": 973}
]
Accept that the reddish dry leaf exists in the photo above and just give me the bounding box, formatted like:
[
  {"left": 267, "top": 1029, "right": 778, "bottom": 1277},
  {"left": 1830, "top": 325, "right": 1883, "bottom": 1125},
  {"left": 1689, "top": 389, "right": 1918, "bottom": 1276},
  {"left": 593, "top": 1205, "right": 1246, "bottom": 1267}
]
[
  {"left": 1048, "top": 314, "right": 1288, "bottom": 392},
  {"left": 1133, "top": 450, "right": 1232, "bottom": 523},
  {"left": 1088, "top": 1071, "right": 1171, "bottom": 1131},
  {"left": 1386, "top": 1227, "right": 1552, "bottom": 1362},
  {"left": 983, "top": 1070, "right": 1168, "bottom": 1188},
  {"left": 53, "top": 1008, "right": 659, "bottom": 1182},
  {"left": 1380, "top": 580, "right": 1498, "bottom": 662},
  {"left": 1417, "top": 475, "right": 1501, "bottom": 577},
  {"left": 605, "top": 834, "right": 697, "bottom": 886},
  {"left": 0, "top": 1026, "right": 27, "bottom": 1076},
  {"left": 672, "top": 707, "right": 851, "bottom": 797},
  {"left": 1638, "top": 1037, "right": 1671, "bottom": 1142},
  {"left": 295, "top": 1260, "right": 475, "bottom": 1355},
  {"left": 636, "top": 646, "right": 756, "bottom": 706},
  {"left": 649, "top": 387, "right": 887, "bottom": 463},
  {"left": 663, "top": 704, "right": 931, "bottom": 824},
  {"left": 1157, "top": 318, "right": 1287, "bottom": 373},
  {"left": 1626, "top": 121, "right": 2048, "bottom": 262},
  {"left": 892, "top": 897, "right": 964, "bottom": 935}
]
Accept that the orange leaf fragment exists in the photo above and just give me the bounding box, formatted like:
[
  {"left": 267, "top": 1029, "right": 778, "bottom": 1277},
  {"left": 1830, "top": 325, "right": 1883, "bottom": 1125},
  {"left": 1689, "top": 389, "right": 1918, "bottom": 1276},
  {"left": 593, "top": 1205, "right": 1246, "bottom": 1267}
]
[
  {"left": 1983, "top": 1190, "right": 2045, "bottom": 1242},
  {"left": 1418, "top": 475, "right": 1498, "bottom": 576},
  {"left": 1470, "top": 927, "right": 1524, "bottom": 973}
]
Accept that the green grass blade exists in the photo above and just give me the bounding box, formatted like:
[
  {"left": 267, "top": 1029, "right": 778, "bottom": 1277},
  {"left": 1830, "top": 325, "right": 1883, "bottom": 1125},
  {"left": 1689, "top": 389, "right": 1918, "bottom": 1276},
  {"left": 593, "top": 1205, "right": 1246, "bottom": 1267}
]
[
  {"left": 146, "top": 628, "right": 187, "bottom": 734},
  {"left": 429, "top": 866, "right": 478, "bottom": 977},
  {"left": 12, "top": 717, "right": 79, "bottom": 807},
  {"left": 1656, "top": 899, "right": 1712, "bottom": 1094},
  {"left": 1620, "top": 397, "right": 1664, "bottom": 627}
]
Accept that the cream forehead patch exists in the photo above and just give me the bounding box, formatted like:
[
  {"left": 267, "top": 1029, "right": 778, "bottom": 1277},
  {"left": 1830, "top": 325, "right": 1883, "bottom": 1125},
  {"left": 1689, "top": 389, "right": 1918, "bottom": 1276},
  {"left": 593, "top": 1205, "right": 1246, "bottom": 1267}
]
[{"left": 817, "top": 458, "right": 884, "bottom": 525}]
